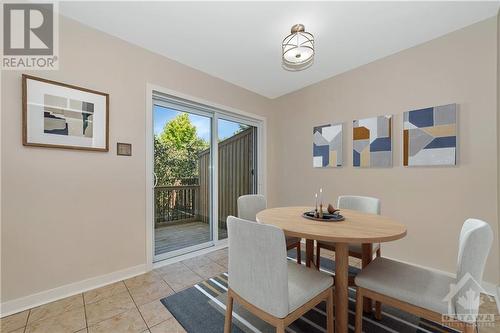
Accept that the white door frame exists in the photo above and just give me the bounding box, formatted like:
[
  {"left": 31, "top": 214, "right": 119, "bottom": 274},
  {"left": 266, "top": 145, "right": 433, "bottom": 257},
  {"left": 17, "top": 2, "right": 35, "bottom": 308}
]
[{"left": 145, "top": 83, "right": 267, "bottom": 269}]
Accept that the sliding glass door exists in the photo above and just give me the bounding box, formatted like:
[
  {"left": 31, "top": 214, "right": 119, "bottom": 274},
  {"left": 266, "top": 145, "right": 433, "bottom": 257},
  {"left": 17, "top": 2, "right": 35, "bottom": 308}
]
[{"left": 152, "top": 94, "right": 261, "bottom": 262}]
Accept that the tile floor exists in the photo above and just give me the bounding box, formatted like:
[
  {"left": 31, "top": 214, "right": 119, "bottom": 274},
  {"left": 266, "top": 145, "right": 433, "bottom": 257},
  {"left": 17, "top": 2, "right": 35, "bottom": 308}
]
[{"left": 1, "top": 248, "right": 498, "bottom": 333}]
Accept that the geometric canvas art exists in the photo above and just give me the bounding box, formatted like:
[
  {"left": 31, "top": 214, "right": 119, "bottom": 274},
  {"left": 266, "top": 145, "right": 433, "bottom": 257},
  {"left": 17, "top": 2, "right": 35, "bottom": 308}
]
[
  {"left": 23, "top": 74, "right": 109, "bottom": 151},
  {"left": 403, "top": 104, "right": 457, "bottom": 166},
  {"left": 313, "top": 123, "right": 342, "bottom": 167},
  {"left": 353, "top": 115, "right": 392, "bottom": 167}
]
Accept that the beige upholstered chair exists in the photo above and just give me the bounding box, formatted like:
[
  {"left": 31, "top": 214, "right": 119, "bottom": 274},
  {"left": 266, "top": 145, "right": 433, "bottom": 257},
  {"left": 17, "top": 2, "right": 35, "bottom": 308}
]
[
  {"left": 316, "top": 195, "right": 381, "bottom": 271},
  {"left": 237, "top": 194, "right": 302, "bottom": 264},
  {"left": 354, "top": 218, "right": 493, "bottom": 333},
  {"left": 224, "top": 216, "right": 334, "bottom": 333}
]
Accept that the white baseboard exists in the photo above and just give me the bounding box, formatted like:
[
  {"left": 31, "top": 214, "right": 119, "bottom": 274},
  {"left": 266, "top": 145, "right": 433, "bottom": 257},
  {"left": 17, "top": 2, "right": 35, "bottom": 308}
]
[{"left": 0, "top": 264, "right": 147, "bottom": 318}]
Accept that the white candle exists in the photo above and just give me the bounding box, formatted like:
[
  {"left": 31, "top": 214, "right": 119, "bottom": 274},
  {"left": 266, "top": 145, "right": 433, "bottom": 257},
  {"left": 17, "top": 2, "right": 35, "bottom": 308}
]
[{"left": 319, "top": 188, "right": 323, "bottom": 205}]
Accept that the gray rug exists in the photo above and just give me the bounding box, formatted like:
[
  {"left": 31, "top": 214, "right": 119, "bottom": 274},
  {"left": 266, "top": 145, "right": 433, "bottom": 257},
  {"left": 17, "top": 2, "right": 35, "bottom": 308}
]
[{"left": 161, "top": 252, "right": 458, "bottom": 333}]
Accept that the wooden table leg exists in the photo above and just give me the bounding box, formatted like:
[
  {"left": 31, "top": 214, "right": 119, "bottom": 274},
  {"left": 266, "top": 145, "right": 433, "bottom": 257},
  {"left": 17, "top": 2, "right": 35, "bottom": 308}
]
[
  {"left": 361, "top": 243, "right": 373, "bottom": 313},
  {"left": 305, "top": 239, "right": 314, "bottom": 268},
  {"left": 335, "top": 243, "right": 349, "bottom": 333}
]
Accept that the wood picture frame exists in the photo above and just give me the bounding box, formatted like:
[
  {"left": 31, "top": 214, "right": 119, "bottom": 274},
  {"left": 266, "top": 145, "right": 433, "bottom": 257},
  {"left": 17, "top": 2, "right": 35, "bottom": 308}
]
[{"left": 22, "top": 74, "right": 109, "bottom": 151}]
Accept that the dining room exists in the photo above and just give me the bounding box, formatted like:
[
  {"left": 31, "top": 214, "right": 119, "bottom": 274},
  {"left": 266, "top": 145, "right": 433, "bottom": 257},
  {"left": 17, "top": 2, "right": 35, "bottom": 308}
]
[{"left": 1, "top": 2, "right": 500, "bottom": 333}]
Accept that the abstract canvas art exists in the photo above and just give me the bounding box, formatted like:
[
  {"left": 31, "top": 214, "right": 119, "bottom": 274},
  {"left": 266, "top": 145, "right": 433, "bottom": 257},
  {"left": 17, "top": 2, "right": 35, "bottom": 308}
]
[
  {"left": 23, "top": 75, "right": 109, "bottom": 151},
  {"left": 403, "top": 104, "right": 457, "bottom": 166},
  {"left": 313, "top": 123, "right": 342, "bottom": 167},
  {"left": 353, "top": 115, "right": 392, "bottom": 167},
  {"left": 43, "top": 94, "right": 94, "bottom": 137}
]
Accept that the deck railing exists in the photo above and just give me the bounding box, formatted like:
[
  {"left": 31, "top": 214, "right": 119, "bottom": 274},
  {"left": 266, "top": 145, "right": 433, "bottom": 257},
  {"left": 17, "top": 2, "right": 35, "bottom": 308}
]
[{"left": 154, "top": 185, "right": 199, "bottom": 225}]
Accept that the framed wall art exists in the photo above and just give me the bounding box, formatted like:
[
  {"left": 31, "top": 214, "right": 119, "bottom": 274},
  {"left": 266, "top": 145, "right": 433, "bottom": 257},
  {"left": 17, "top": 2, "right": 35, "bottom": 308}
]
[
  {"left": 313, "top": 123, "right": 343, "bottom": 168},
  {"left": 23, "top": 74, "right": 109, "bottom": 151},
  {"left": 403, "top": 103, "right": 457, "bottom": 166},
  {"left": 353, "top": 115, "right": 392, "bottom": 167}
]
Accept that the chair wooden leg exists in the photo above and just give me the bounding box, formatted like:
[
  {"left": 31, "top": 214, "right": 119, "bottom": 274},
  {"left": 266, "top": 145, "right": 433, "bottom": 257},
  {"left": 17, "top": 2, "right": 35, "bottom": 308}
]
[
  {"left": 361, "top": 244, "right": 373, "bottom": 314},
  {"left": 355, "top": 288, "right": 364, "bottom": 333},
  {"left": 276, "top": 321, "right": 286, "bottom": 333},
  {"left": 375, "top": 301, "right": 382, "bottom": 320},
  {"left": 463, "top": 323, "right": 475, "bottom": 333},
  {"left": 327, "top": 288, "right": 334, "bottom": 333},
  {"left": 296, "top": 243, "right": 301, "bottom": 264},
  {"left": 224, "top": 290, "right": 234, "bottom": 333},
  {"left": 316, "top": 244, "right": 321, "bottom": 268},
  {"left": 374, "top": 246, "right": 382, "bottom": 319}
]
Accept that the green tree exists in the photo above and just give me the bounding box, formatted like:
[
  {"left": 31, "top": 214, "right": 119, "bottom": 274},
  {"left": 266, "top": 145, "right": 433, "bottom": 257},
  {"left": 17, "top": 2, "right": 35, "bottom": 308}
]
[
  {"left": 159, "top": 114, "right": 198, "bottom": 149},
  {"left": 154, "top": 114, "right": 209, "bottom": 186}
]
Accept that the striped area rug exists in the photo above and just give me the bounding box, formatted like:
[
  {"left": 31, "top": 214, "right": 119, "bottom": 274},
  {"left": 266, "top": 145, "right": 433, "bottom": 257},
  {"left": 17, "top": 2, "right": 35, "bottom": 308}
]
[{"left": 161, "top": 255, "right": 458, "bottom": 333}]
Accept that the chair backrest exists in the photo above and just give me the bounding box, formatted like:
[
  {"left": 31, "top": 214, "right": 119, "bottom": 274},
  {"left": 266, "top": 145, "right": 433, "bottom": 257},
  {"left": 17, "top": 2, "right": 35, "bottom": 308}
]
[
  {"left": 227, "top": 216, "right": 289, "bottom": 318},
  {"left": 237, "top": 194, "right": 266, "bottom": 222},
  {"left": 337, "top": 195, "right": 381, "bottom": 215},
  {"left": 453, "top": 219, "right": 493, "bottom": 320}
]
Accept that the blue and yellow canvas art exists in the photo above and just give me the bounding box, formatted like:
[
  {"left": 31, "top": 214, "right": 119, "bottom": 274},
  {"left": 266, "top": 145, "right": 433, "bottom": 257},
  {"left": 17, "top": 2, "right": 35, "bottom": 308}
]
[
  {"left": 313, "top": 123, "right": 342, "bottom": 168},
  {"left": 403, "top": 104, "right": 457, "bottom": 166},
  {"left": 353, "top": 115, "right": 392, "bottom": 167}
]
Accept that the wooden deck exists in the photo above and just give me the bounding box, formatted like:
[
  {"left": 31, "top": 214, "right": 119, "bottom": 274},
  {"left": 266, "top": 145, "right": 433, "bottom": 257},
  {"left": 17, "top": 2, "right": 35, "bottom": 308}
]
[{"left": 155, "top": 221, "right": 228, "bottom": 255}]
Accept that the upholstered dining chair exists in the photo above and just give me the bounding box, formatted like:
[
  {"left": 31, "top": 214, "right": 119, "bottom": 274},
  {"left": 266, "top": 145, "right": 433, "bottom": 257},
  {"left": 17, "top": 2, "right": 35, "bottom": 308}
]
[
  {"left": 354, "top": 218, "right": 493, "bottom": 333},
  {"left": 315, "top": 195, "right": 381, "bottom": 271},
  {"left": 237, "top": 194, "right": 302, "bottom": 264},
  {"left": 225, "top": 216, "right": 334, "bottom": 333}
]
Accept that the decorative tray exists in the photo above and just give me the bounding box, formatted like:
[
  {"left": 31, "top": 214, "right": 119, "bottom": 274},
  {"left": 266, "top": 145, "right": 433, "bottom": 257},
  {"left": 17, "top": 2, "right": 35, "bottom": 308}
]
[{"left": 302, "top": 211, "right": 345, "bottom": 222}]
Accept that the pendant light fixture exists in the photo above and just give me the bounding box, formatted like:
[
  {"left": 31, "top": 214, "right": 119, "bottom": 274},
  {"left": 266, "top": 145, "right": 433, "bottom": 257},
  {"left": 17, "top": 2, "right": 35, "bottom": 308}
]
[{"left": 282, "top": 24, "right": 315, "bottom": 71}]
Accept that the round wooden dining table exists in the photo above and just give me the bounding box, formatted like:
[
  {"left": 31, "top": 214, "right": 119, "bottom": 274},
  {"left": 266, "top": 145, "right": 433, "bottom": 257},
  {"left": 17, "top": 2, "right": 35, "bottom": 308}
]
[{"left": 256, "top": 206, "right": 407, "bottom": 333}]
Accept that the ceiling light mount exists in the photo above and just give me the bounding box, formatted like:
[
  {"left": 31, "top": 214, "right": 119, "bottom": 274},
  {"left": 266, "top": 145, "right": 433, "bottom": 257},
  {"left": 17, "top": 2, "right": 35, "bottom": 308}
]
[
  {"left": 290, "top": 24, "right": 305, "bottom": 33},
  {"left": 282, "top": 23, "right": 314, "bottom": 71}
]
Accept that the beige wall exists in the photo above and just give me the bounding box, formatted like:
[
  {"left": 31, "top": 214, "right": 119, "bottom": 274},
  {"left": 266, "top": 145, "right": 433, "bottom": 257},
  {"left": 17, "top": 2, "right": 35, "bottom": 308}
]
[
  {"left": 0, "top": 16, "right": 275, "bottom": 303},
  {"left": 272, "top": 18, "right": 500, "bottom": 285},
  {"left": 2, "top": 12, "right": 499, "bottom": 308},
  {"left": 498, "top": 9, "right": 500, "bottom": 281}
]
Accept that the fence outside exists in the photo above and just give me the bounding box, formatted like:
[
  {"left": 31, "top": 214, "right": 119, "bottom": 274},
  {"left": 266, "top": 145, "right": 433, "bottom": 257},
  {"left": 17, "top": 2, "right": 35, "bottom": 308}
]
[{"left": 198, "top": 127, "right": 256, "bottom": 231}]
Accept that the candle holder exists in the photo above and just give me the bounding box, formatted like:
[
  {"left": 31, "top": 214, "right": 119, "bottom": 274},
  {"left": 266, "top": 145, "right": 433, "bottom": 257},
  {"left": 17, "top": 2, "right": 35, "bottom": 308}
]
[
  {"left": 314, "top": 193, "right": 318, "bottom": 217},
  {"left": 318, "top": 188, "right": 323, "bottom": 218}
]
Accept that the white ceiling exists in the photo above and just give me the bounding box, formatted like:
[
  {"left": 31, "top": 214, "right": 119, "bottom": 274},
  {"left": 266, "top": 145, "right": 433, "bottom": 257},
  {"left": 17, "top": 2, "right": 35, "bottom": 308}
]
[{"left": 59, "top": 1, "right": 499, "bottom": 99}]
